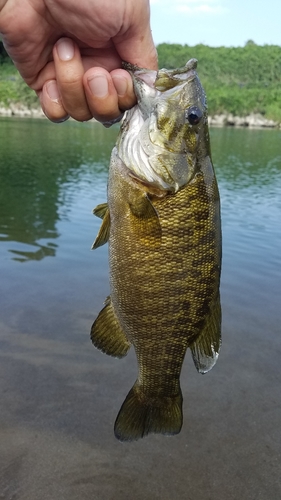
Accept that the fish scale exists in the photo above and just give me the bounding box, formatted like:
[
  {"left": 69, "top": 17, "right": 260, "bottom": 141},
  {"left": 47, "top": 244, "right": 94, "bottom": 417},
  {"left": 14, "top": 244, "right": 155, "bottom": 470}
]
[{"left": 91, "top": 59, "right": 221, "bottom": 441}]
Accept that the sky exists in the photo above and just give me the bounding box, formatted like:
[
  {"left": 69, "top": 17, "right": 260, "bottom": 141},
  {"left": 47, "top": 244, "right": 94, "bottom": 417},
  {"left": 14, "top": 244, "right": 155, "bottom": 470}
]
[{"left": 150, "top": 0, "right": 281, "bottom": 47}]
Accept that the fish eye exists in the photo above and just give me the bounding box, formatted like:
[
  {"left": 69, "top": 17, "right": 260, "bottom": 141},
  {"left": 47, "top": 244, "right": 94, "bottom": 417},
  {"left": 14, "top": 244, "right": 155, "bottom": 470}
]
[{"left": 185, "top": 106, "right": 203, "bottom": 125}]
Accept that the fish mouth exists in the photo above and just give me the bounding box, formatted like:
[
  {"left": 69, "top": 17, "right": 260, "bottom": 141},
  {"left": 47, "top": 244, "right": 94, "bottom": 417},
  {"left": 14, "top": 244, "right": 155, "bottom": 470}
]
[
  {"left": 122, "top": 61, "right": 158, "bottom": 85},
  {"left": 123, "top": 59, "right": 199, "bottom": 97},
  {"left": 132, "top": 68, "right": 158, "bottom": 89}
]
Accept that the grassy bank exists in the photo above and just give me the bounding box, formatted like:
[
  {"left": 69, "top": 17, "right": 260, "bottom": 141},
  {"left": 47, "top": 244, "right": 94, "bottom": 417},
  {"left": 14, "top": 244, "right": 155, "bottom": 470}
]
[
  {"left": 0, "top": 61, "right": 38, "bottom": 108},
  {"left": 1, "top": 41, "right": 281, "bottom": 122}
]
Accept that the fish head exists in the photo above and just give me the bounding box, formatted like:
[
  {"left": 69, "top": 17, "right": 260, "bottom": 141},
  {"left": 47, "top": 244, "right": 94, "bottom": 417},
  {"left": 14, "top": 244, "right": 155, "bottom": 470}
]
[{"left": 117, "top": 59, "right": 210, "bottom": 193}]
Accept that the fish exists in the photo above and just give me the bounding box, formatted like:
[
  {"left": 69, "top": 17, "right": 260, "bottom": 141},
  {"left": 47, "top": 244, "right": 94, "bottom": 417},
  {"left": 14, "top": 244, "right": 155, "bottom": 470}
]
[{"left": 91, "top": 58, "right": 222, "bottom": 442}]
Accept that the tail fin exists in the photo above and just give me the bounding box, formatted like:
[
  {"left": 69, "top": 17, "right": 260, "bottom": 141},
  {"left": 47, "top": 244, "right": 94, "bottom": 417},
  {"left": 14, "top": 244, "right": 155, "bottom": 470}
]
[{"left": 114, "top": 383, "right": 183, "bottom": 442}]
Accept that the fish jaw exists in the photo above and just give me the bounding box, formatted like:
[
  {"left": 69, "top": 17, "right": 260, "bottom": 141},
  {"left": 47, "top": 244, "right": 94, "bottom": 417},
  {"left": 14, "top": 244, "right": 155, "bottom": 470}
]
[{"left": 117, "top": 60, "right": 208, "bottom": 193}]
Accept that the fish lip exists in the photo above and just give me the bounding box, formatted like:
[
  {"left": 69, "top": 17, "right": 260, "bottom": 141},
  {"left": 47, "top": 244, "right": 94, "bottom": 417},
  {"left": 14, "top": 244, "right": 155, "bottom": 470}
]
[
  {"left": 133, "top": 70, "right": 158, "bottom": 89},
  {"left": 122, "top": 61, "right": 160, "bottom": 93},
  {"left": 123, "top": 64, "right": 158, "bottom": 97},
  {"left": 122, "top": 59, "right": 199, "bottom": 92}
]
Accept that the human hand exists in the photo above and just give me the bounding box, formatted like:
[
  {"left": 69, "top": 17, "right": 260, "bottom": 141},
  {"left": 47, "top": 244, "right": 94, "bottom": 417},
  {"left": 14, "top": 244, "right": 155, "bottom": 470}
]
[{"left": 0, "top": 0, "right": 157, "bottom": 123}]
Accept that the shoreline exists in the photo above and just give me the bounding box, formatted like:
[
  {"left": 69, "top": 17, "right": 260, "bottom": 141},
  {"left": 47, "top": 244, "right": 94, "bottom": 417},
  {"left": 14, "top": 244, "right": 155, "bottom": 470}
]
[
  {"left": 0, "top": 102, "right": 280, "bottom": 128},
  {"left": 208, "top": 113, "right": 279, "bottom": 128},
  {"left": 0, "top": 103, "right": 45, "bottom": 119}
]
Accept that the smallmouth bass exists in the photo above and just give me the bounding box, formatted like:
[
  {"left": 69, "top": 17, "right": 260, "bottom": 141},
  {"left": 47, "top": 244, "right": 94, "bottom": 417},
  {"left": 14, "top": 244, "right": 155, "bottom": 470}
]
[{"left": 91, "top": 59, "right": 222, "bottom": 442}]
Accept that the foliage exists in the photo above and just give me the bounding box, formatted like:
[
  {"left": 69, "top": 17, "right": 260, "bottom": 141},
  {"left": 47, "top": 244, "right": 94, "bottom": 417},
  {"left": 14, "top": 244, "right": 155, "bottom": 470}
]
[
  {"left": 0, "top": 39, "right": 9, "bottom": 62},
  {"left": 157, "top": 43, "right": 281, "bottom": 121},
  {"left": 1, "top": 41, "right": 281, "bottom": 121},
  {"left": 14, "top": 77, "right": 39, "bottom": 107},
  {"left": 0, "top": 60, "right": 38, "bottom": 107}
]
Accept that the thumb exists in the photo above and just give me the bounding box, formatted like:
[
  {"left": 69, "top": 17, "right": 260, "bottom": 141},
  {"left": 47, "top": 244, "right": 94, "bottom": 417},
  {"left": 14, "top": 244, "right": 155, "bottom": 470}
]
[{"left": 112, "top": 4, "right": 158, "bottom": 70}]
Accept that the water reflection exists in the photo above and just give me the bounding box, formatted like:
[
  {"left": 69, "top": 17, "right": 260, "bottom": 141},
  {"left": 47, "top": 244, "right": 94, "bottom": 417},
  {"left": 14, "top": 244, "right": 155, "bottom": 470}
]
[
  {"left": 0, "top": 118, "right": 118, "bottom": 261},
  {"left": 211, "top": 127, "right": 281, "bottom": 191},
  {"left": 210, "top": 127, "right": 281, "bottom": 233},
  {"left": 0, "top": 118, "right": 280, "bottom": 268},
  {"left": 1, "top": 119, "right": 280, "bottom": 498},
  {"left": 209, "top": 127, "right": 281, "bottom": 320}
]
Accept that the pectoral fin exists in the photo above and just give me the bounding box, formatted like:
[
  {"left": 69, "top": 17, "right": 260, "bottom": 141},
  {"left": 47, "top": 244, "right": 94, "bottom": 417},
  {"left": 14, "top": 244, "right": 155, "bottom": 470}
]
[
  {"left": 128, "top": 191, "right": 162, "bottom": 243},
  {"left": 92, "top": 204, "right": 110, "bottom": 249},
  {"left": 91, "top": 297, "right": 131, "bottom": 358},
  {"left": 190, "top": 295, "right": 221, "bottom": 374},
  {"left": 128, "top": 192, "right": 157, "bottom": 219}
]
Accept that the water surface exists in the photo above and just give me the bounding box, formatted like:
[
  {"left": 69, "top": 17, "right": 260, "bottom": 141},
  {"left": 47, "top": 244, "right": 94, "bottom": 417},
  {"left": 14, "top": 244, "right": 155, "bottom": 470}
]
[{"left": 0, "top": 117, "right": 280, "bottom": 500}]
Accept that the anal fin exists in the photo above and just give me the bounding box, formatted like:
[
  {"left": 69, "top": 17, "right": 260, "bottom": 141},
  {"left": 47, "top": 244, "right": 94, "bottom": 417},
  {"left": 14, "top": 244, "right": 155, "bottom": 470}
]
[
  {"left": 190, "top": 295, "right": 222, "bottom": 374},
  {"left": 91, "top": 297, "right": 130, "bottom": 358}
]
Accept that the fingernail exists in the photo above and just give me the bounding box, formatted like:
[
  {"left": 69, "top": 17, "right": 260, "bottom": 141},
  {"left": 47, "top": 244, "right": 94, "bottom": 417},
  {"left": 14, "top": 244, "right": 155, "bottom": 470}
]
[
  {"left": 53, "top": 115, "right": 70, "bottom": 124},
  {"left": 46, "top": 80, "right": 60, "bottom": 103},
  {"left": 56, "top": 38, "right": 75, "bottom": 61},
  {"left": 102, "top": 115, "right": 123, "bottom": 128},
  {"left": 112, "top": 75, "right": 128, "bottom": 97},
  {"left": 87, "top": 75, "right": 108, "bottom": 98}
]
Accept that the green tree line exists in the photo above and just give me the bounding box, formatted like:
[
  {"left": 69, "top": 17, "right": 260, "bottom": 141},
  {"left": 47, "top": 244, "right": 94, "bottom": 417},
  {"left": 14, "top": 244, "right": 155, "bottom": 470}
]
[
  {"left": 0, "top": 38, "right": 40, "bottom": 107},
  {"left": 1, "top": 39, "right": 281, "bottom": 121},
  {"left": 157, "top": 42, "right": 281, "bottom": 121}
]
